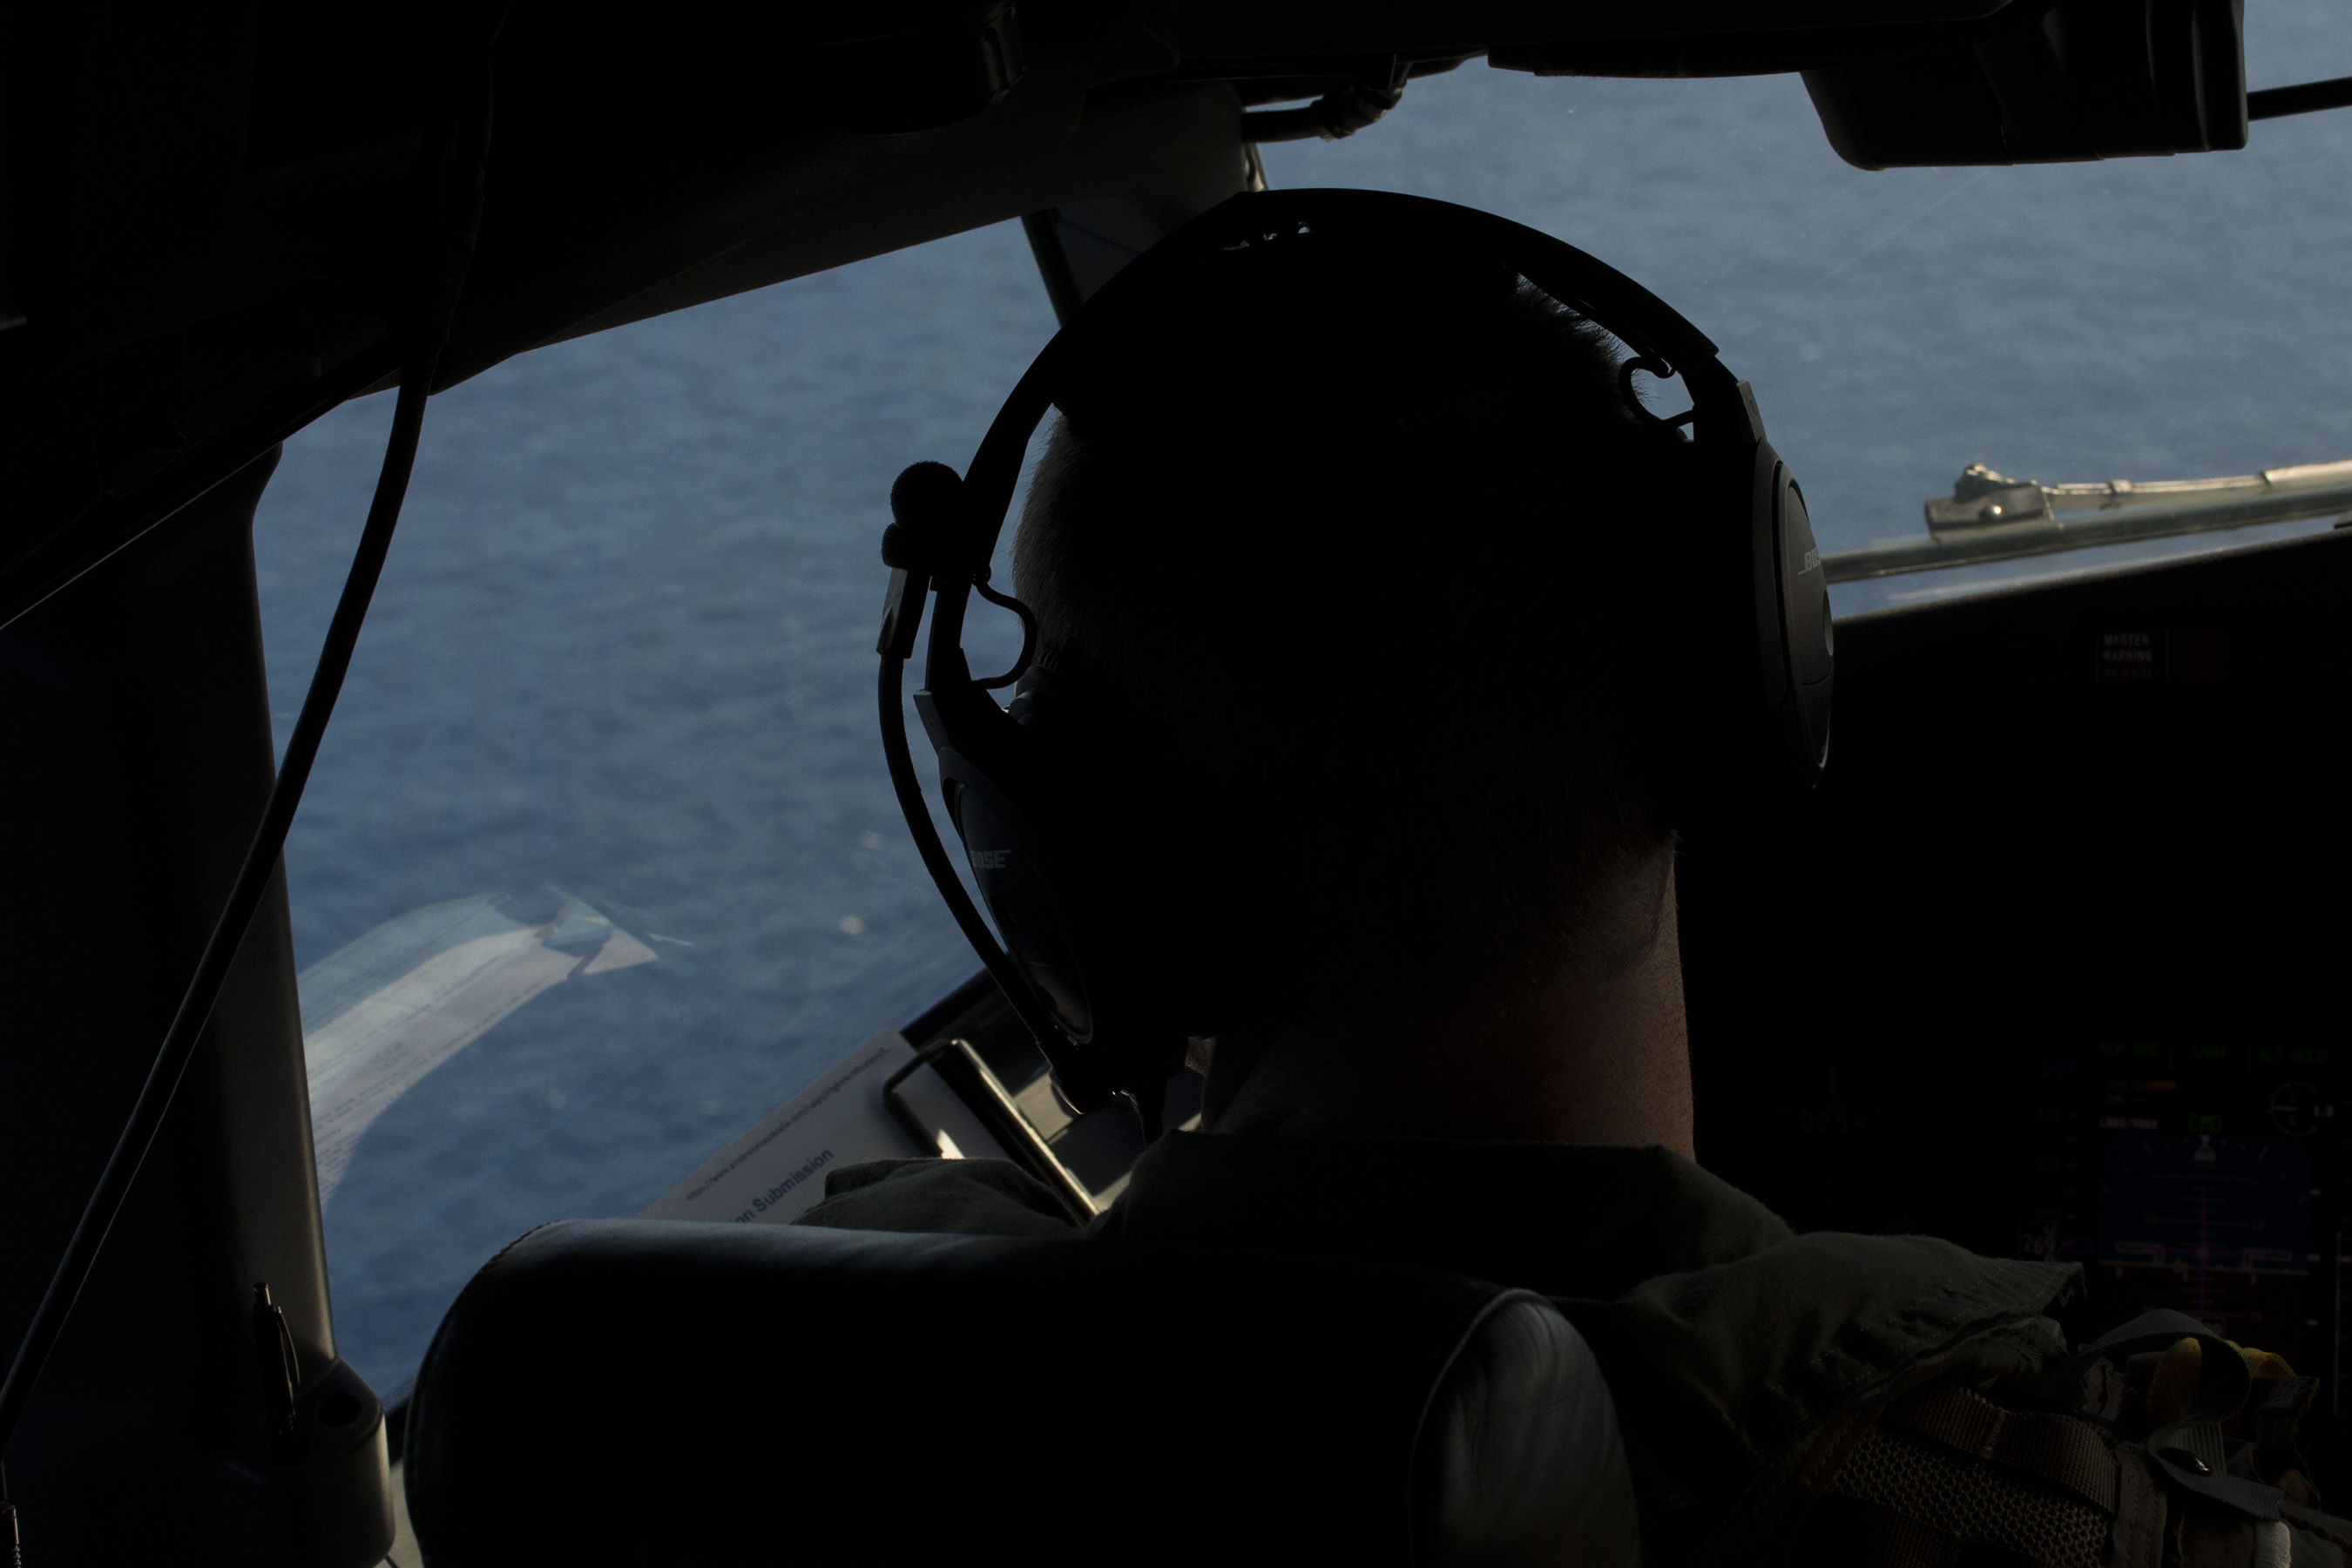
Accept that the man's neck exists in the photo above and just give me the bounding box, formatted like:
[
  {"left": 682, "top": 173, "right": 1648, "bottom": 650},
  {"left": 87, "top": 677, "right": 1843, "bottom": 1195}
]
[{"left": 1199, "top": 863, "right": 1694, "bottom": 1157}]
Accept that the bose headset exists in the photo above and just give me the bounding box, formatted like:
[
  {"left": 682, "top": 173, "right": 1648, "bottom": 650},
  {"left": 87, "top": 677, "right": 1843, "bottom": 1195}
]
[{"left": 874, "top": 188, "right": 1833, "bottom": 1135}]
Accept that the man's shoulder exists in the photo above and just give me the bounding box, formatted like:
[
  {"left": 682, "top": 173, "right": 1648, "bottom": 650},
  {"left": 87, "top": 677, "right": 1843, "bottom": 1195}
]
[
  {"left": 1601, "top": 1235, "right": 2352, "bottom": 1566},
  {"left": 781, "top": 1152, "right": 2352, "bottom": 1565},
  {"left": 1564, "top": 1226, "right": 2081, "bottom": 1560},
  {"left": 1574, "top": 1227, "right": 2080, "bottom": 1450}
]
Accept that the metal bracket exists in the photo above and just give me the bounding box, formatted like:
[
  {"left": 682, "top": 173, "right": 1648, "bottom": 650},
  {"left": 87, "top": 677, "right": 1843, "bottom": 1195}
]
[{"left": 884, "top": 1039, "right": 1098, "bottom": 1224}]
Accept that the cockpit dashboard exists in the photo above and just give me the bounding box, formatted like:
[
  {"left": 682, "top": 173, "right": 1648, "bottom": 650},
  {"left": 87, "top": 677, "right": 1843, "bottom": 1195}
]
[{"left": 1686, "top": 524, "right": 2352, "bottom": 1478}]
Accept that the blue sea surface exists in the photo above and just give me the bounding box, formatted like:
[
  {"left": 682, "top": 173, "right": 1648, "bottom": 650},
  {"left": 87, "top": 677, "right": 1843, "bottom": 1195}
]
[{"left": 253, "top": 15, "right": 2352, "bottom": 1400}]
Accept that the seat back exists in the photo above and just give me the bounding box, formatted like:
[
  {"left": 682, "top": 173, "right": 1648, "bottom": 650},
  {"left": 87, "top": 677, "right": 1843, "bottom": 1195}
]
[{"left": 404, "top": 1219, "right": 1637, "bottom": 1565}]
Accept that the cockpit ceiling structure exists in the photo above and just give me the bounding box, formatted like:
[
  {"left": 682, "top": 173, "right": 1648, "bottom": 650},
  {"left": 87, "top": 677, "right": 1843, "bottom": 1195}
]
[{"left": 0, "top": 0, "right": 2273, "bottom": 627}]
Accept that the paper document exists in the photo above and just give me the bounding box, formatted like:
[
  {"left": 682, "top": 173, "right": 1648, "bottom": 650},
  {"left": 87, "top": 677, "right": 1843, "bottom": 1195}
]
[
  {"left": 641, "top": 1030, "right": 1010, "bottom": 1225},
  {"left": 301, "top": 891, "right": 656, "bottom": 1205}
]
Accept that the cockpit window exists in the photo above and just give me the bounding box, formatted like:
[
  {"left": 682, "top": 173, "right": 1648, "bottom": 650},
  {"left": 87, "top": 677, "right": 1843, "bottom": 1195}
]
[
  {"left": 1260, "top": 0, "right": 2351, "bottom": 612},
  {"left": 254, "top": 222, "right": 1054, "bottom": 1402},
  {"left": 261, "top": 0, "right": 2348, "bottom": 1403}
]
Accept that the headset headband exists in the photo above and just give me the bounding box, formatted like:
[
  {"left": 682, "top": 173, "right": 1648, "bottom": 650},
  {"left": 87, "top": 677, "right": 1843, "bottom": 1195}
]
[{"left": 924, "top": 191, "right": 1754, "bottom": 692}]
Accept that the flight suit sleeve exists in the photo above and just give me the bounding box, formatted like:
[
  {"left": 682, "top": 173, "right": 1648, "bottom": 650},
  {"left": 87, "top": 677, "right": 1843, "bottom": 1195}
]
[{"left": 791, "top": 1156, "right": 1079, "bottom": 1239}]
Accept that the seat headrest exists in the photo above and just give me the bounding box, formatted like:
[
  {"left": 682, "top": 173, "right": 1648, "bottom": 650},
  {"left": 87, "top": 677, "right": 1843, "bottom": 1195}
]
[{"left": 404, "top": 1219, "right": 1636, "bottom": 1566}]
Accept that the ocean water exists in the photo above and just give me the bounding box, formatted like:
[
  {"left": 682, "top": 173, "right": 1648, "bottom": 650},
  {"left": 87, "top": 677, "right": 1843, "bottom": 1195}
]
[{"left": 253, "top": 15, "right": 2352, "bottom": 1400}]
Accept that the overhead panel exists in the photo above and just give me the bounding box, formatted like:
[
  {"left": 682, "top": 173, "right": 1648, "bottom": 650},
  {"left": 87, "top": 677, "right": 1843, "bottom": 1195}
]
[
  {"left": 1801, "top": 0, "right": 2249, "bottom": 168},
  {"left": 0, "top": 0, "right": 2272, "bottom": 626}
]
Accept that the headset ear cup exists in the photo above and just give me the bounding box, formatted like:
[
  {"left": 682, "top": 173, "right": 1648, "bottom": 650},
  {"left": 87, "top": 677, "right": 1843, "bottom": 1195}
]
[
  {"left": 1646, "top": 435, "right": 1773, "bottom": 828},
  {"left": 917, "top": 676, "right": 1113, "bottom": 1109},
  {"left": 1747, "top": 443, "right": 1833, "bottom": 796},
  {"left": 942, "top": 756, "right": 1098, "bottom": 1039},
  {"left": 1010, "top": 668, "right": 1194, "bottom": 1078},
  {"left": 1777, "top": 473, "right": 1833, "bottom": 780}
]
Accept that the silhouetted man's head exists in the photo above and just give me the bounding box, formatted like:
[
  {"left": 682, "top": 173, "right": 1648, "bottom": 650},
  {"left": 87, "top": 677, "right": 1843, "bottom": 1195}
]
[{"left": 1013, "top": 238, "right": 1695, "bottom": 1034}]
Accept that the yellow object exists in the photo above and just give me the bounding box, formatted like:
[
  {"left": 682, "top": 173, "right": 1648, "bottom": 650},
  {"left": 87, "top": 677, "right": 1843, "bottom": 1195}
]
[
  {"left": 2147, "top": 1337, "right": 2202, "bottom": 1425},
  {"left": 2236, "top": 1342, "right": 2296, "bottom": 1381},
  {"left": 2145, "top": 1336, "right": 2296, "bottom": 1426}
]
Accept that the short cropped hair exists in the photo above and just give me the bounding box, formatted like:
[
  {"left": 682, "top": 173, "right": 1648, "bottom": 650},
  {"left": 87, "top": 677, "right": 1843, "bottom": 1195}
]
[{"left": 1013, "top": 253, "right": 1690, "bottom": 1029}]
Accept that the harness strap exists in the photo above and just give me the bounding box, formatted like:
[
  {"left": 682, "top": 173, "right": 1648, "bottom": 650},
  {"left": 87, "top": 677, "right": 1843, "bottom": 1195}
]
[
  {"left": 2110, "top": 1443, "right": 2170, "bottom": 1568},
  {"left": 1883, "top": 1385, "right": 2120, "bottom": 1515},
  {"left": 2030, "top": 1309, "right": 2285, "bottom": 1521}
]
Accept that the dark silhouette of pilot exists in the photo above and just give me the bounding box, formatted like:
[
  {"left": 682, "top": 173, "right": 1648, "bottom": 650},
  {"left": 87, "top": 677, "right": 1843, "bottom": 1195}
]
[{"left": 801, "top": 240, "right": 2346, "bottom": 1564}]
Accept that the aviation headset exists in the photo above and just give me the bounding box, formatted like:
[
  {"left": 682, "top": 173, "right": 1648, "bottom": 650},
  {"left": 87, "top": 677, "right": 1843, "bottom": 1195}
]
[{"left": 874, "top": 188, "right": 1832, "bottom": 1132}]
